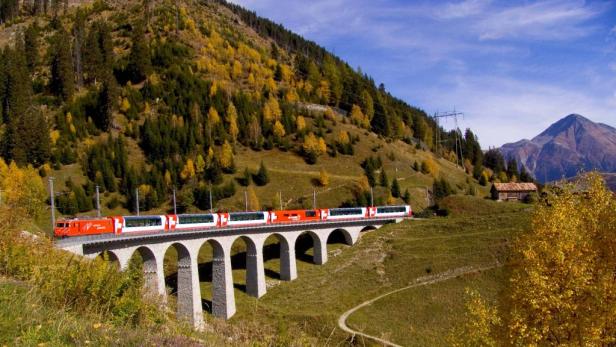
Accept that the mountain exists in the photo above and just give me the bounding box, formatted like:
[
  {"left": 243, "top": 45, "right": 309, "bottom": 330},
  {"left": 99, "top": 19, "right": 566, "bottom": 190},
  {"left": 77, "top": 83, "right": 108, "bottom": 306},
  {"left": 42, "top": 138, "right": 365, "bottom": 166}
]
[
  {"left": 499, "top": 114, "right": 616, "bottom": 183},
  {"left": 0, "top": 0, "right": 481, "bottom": 217}
]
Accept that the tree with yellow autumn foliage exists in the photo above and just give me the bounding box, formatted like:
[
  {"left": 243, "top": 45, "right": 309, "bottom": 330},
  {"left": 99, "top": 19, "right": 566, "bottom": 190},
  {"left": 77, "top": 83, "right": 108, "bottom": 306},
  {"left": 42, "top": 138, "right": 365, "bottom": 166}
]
[
  {"left": 302, "top": 132, "right": 327, "bottom": 164},
  {"left": 455, "top": 173, "right": 616, "bottom": 346},
  {"left": 0, "top": 160, "right": 47, "bottom": 223},
  {"left": 296, "top": 115, "right": 306, "bottom": 133},
  {"left": 180, "top": 159, "right": 196, "bottom": 182},
  {"left": 318, "top": 168, "right": 330, "bottom": 187},
  {"left": 273, "top": 120, "right": 286, "bottom": 140},
  {"left": 219, "top": 140, "right": 235, "bottom": 173},
  {"left": 246, "top": 186, "right": 260, "bottom": 211},
  {"left": 226, "top": 103, "right": 239, "bottom": 143},
  {"left": 421, "top": 157, "right": 439, "bottom": 177}
]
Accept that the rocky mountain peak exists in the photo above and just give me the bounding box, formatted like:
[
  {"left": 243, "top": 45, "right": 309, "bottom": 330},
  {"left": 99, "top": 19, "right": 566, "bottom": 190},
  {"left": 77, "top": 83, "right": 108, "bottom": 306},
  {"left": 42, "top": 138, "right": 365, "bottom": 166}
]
[{"left": 499, "top": 114, "right": 616, "bottom": 183}]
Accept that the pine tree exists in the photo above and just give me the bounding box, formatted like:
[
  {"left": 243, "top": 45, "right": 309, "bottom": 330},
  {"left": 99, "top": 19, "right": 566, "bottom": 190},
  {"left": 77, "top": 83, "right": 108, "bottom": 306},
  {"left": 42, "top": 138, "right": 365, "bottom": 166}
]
[
  {"left": 380, "top": 169, "right": 389, "bottom": 188},
  {"left": 73, "top": 8, "right": 86, "bottom": 87},
  {"left": 127, "top": 20, "right": 151, "bottom": 82},
  {"left": 84, "top": 21, "right": 114, "bottom": 84},
  {"left": 24, "top": 23, "right": 39, "bottom": 73},
  {"left": 94, "top": 77, "right": 116, "bottom": 131},
  {"left": 391, "top": 178, "right": 400, "bottom": 198},
  {"left": 402, "top": 189, "right": 411, "bottom": 204},
  {"left": 253, "top": 161, "right": 269, "bottom": 186},
  {"left": 484, "top": 149, "right": 505, "bottom": 174},
  {"left": 2, "top": 42, "right": 36, "bottom": 165},
  {"left": 371, "top": 97, "right": 391, "bottom": 136},
  {"left": 433, "top": 178, "right": 454, "bottom": 202},
  {"left": 239, "top": 167, "right": 251, "bottom": 186},
  {"left": 506, "top": 157, "right": 520, "bottom": 181},
  {"left": 17, "top": 109, "right": 51, "bottom": 166},
  {"left": 519, "top": 165, "right": 533, "bottom": 183},
  {"left": 50, "top": 27, "right": 75, "bottom": 101}
]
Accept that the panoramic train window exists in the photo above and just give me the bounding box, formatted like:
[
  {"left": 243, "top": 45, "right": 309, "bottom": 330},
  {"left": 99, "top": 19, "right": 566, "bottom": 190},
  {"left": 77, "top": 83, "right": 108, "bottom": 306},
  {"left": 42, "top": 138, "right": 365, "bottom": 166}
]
[
  {"left": 178, "top": 215, "right": 214, "bottom": 224},
  {"left": 377, "top": 206, "right": 406, "bottom": 214},
  {"left": 329, "top": 208, "right": 363, "bottom": 216},
  {"left": 56, "top": 223, "right": 68, "bottom": 228},
  {"left": 305, "top": 210, "right": 317, "bottom": 217},
  {"left": 125, "top": 217, "right": 162, "bottom": 228},
  {"left": 229, "top": 212, "right": 265, "bottom": 221}
]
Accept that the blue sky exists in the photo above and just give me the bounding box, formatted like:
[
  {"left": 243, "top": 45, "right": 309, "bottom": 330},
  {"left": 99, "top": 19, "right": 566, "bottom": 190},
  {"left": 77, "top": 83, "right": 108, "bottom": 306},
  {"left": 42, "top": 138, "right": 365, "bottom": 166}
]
[{"left": 228, "top": 0, "right": 616, "bottom": 148}]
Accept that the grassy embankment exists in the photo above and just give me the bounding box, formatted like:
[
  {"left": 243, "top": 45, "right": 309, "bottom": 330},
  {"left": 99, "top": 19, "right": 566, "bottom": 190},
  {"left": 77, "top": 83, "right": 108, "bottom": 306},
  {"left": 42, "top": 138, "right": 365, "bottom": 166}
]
[
  {"left": 167, "top": 195, "right": 531, "bottom": 345},
  {"left": 3, "top": 195, "right": 530, "bottom": 345}
]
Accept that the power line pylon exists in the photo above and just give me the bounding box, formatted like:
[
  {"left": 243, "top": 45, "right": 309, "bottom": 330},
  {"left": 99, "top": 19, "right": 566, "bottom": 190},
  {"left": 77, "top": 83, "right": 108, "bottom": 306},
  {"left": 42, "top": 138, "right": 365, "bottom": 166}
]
[{"left": 432, "top": 110, "right": 465, "bottom": 168}]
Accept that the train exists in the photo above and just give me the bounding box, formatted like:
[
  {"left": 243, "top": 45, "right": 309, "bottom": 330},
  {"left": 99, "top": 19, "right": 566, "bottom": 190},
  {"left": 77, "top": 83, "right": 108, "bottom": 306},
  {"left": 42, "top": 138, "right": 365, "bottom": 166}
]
[{"left": 54, "top": 205, "right": 412, "bottom": 238}]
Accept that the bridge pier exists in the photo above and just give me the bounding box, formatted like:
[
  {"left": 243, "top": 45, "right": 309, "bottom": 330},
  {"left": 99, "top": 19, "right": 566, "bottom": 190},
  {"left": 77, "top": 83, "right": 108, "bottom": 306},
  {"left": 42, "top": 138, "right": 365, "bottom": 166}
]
[
  {"left": 312, "top": 230, "right": 330, "bottom": 265},
  {"left": 142, "top": 244, "right": 168, "bottom": 301},
  {"left": 279, "top": 232, "right": 298, "bottom": 281},
  {"left": 245, "top": 235, "right": 267, "bottom": 298},
  {"left": 175, "top": 242, "right": 204, "bottom": 330},
  {"left": 209, "top": 237, "right": 236, "bottom": 319}
]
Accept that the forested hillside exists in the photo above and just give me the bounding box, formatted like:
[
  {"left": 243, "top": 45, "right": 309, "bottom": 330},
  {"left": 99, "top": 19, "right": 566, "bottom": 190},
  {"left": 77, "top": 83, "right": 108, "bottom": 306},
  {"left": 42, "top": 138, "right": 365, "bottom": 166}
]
[{"left": 0, "top": 0, "right": 494, "bottom": 221}]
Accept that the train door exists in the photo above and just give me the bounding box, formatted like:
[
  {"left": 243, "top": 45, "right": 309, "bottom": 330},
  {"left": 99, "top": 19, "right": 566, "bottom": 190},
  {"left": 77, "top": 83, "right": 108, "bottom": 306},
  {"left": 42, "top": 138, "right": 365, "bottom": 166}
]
[
  {"left": 218, "top": 213, "right": 229, "bottom": 227},
  {"left": 320, "top": 209, "right": 329, "bottom": 220},
  {"left": 111, "top": 216, "right": 124, "bottom": 234},
  {"left": 368, "top": 207, "right": 377, "bottom": 217},
  {"left": 167, "top": 215, "right": 178, "bottom": 231}
]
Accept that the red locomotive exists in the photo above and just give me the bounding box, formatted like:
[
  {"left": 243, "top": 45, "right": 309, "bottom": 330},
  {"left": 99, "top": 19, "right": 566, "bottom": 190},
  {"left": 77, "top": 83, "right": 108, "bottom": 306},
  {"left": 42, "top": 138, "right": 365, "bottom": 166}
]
[{"left": 54, "top": 205, "right": 412, "bottom": 238}]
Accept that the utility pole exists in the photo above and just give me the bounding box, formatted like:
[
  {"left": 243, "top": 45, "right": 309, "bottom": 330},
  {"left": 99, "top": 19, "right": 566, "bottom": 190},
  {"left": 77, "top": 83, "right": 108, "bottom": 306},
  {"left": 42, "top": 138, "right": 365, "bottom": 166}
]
[
  {"left": 135, "top": 188, "right": 140, "bottom": 216},
  {"left": 432, "top": 110, "right": 464, "bottom": 167},
  {"left": 313, "top": 189, "right": 316, "bottom": 209},
  {"left": 278, "top": 191, "right": 283, "bottom": 210},
  {"left": 209, "top": 183, "right": 213, "bottom": 213},
  {"left": 172, "top": 187, "right": 177, "bottom": 215},
  {"left": 370, "top": 187, "right": 374, "bottom": 206},
  {"left": 49, "top": 177, "right": 56, "bottom": 230},
  {"left": 95, "top": 185, "right": 101, "bottom": 217},
  {"left": 244, "top": 190, "right": 248, "bottom": 211}
]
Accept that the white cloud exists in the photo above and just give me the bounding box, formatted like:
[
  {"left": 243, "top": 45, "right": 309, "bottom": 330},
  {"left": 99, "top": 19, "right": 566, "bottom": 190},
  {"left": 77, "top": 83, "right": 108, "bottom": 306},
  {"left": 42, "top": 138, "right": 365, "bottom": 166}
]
[
  {"left": 436, "top": 0, "right": 491, "bottom": 19},
  {"left": 475, "top": 0, "right": 603, "bottom": 40}
]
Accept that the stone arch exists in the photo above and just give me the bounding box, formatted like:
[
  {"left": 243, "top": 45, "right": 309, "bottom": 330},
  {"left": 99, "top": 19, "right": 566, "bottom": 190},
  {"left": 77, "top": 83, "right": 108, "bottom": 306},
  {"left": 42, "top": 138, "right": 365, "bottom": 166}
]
[
  {"left": 327, "top": 228, "right": 354, "bottom": 246},
  {"left": 229, "top": 235, "right": 265, "bottom": 298},
  {"left": 97, "top": 250, "right": 119, "bottom": 263},
  {"left": 361, "top": 225, "right": 377, "bottom": 232},
  {"left": 197, "top": 238, "right": 235, "bottom": 319},
  {"left": 96, "top": 250, "right": 122, "bottom": 269},
  {"left": 295, "top": 230, "right": 326, "bottom": 265},
  {"left": 227, "top": 236, "right": 254, "bottom": 291},
  {"left": 262, "top": 233, "right": 288, "bottom": 279},
  {"left": 263, "top": 232, "right": 298, "bottom": 281},
  {"left": 131, "top": 246, "right": 162, "bottom": 298}
]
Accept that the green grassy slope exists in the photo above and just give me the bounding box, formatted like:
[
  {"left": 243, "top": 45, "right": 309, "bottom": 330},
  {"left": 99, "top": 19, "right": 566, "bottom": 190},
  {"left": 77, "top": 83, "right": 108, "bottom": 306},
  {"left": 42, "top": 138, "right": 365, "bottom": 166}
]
[{"left": 179, "top": 196, "right": 529, "bottom": 344}]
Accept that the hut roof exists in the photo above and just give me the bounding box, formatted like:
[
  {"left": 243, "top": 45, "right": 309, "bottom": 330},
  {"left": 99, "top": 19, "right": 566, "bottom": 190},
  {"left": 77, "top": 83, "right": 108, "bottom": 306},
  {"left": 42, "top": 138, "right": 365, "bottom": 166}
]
[{"left": 492, "top": 182, "right": 537, "bottom": 192}]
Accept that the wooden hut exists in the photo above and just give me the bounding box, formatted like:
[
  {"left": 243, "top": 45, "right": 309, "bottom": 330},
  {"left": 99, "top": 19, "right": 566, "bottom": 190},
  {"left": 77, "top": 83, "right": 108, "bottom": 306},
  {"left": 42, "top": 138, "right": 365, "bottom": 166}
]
[{"left": 491, "top": 182, "right": 537, "bottom": 201}]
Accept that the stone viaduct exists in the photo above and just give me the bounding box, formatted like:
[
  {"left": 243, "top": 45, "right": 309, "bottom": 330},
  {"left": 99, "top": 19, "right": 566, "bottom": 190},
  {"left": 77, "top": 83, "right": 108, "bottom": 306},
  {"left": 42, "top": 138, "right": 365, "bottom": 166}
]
[{"left": 56, "top": 218, "right": 399, "bottom": 329}]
